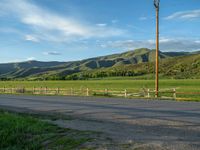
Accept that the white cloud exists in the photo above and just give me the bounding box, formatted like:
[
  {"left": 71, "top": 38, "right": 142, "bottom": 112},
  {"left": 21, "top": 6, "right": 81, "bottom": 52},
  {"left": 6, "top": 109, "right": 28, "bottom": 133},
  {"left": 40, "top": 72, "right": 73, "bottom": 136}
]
[
  {"left": 139, "top": 17, "right": 147, "bottom": 21},
  {"left": 96, "top": 23, "right": 107, "bottom": 27},
  {"left": 0, "top": 0, "right": 126, "bottom": 42},
  {"left": 102, "top": 40, "right": 153, "bottom": 50},
  {"left": 158, "top": 38, "right": 200, "bottom": 51},
  {"left": 111, "top": 19, "right": 118, "bottom": 24},
  {"left": 165, "top": 9, "right": 200, "bottom": 20},
  {"left": 4, "top": 57, "right": 36, "bottom": 63},
  {"left": 43, "top": 51, "right": 61, "bottom": 56},
  {"left": 102, "top": 38, "right": 200, "bottom": 52},
  {"left": 26, "top": 57, "right": 36, "bottom": 61},
  {"left": 195, "top": 40, "right": 200, "bottom": 44},
  {"left": 25, "top": 35, "right": 39, "bottom": 42},
  {"left": 5, "top": 59, "right": 24, "bottom": 63}
]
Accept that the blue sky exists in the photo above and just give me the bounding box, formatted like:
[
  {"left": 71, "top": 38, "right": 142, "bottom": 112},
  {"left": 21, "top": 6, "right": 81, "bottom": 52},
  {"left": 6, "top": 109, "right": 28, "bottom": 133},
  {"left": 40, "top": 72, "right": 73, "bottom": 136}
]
[{"left": 0, "top": 0, "right": 200, "bottom": 63}]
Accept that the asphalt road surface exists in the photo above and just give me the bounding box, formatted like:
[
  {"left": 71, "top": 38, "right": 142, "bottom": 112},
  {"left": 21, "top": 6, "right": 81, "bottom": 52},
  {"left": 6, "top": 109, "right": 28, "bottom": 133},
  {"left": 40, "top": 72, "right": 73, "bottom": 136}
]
[{"left": 0, "top": 95, "right": 200, "bottom": 150}]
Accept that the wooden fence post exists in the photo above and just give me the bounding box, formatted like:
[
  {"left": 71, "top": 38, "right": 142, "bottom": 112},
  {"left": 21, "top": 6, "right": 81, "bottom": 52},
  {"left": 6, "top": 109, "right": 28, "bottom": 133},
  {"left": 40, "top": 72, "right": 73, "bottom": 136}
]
[
  {"left": 33, "top": 87, "right": 35, "bottom": 94},
  {"left": 125, "top": 89, "right": 127, "bottom": 98},
  {"left": 105, "top": 89, "right": 108, "bottom": 95},
  {"left": 45, "top": 87, "right": 47, "bottom": 94},
  {"left": 3, "top": 86, "right": 5, "bottom": 93},
  {"left": 147, "top": 89, "right": 150, "bottom": 98},
  {"left": 173, "top": 88, "right": 176, "bottom": 99},
  {"left": 71, "top": 88, "right": 73, "bottom": 95},
  {"left": 57, "top": 87, "right": 59, "bottom": 95},
  {"left": 40, "top": 87, "right": 42, "bottom": 94},
  {"left": 80, "top": 87, "right": 82, "bottom": 95},
  {"left": 86, "top": 88, "right": 89, "bottom": 96}
]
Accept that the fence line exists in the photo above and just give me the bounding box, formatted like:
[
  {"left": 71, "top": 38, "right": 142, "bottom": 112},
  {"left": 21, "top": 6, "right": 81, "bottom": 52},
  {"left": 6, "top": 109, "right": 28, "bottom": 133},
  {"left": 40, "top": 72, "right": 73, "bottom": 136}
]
[{"left": 0, "top": 87, "right": 183, "bottom": 99}]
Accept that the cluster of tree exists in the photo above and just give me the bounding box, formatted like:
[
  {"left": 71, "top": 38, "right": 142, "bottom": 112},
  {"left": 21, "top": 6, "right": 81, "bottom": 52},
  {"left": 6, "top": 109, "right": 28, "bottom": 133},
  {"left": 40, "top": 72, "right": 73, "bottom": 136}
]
[
  {"left": 65, "top": 69, "right": 149, "bottom": 80},
  {"left": 0, "top": 77, "right": 12, "bottom": 81},
  {"left": 44, "top": 75, "right": 66, "bottom": 80}
]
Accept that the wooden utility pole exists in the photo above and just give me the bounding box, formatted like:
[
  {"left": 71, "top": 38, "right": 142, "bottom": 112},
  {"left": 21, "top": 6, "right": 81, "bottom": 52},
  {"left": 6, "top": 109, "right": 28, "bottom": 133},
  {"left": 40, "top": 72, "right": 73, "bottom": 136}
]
[{"left": 154, "top": 0, "right": 160, "bottom": 97}]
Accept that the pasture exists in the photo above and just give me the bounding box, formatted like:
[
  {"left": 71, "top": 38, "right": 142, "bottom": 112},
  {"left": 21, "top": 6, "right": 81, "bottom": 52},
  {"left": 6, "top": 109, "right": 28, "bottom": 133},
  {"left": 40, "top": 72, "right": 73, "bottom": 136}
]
[{"left": 0, "top": 79, "right": 200, "bottom": 101}]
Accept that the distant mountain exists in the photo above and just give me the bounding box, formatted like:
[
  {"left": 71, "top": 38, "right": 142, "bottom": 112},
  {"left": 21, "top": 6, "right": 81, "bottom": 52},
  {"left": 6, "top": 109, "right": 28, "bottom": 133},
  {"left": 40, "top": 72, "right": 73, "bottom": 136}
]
[
  {"left": 69, "top": 53, "right": 200, "bottom": 80},
  {"left": 0, "top": 48, "right": 199, "bottom": 80},
  {"left": 0, "top": 61, "right": 66, "bottom": 79}
]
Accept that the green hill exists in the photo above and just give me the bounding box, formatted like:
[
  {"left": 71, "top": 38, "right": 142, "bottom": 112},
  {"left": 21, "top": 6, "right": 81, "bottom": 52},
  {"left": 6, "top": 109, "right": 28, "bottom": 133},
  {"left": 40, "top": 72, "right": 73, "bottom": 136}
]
[
  {"left": 0, "top": 48, "right": 199, "bottom": 80},
  {"left": 68, "top": 53, "right": 200, "bottom": 80}
]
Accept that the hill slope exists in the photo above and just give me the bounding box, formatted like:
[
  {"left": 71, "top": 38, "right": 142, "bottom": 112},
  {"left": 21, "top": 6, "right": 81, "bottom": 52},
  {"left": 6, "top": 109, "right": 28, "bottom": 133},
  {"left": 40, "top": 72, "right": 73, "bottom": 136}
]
[
  {"left": 67, "top": 53, "right": 200, "bottom": 80},
  {"left": 0, "top": 48, "right": 199, "bottom": 80}
]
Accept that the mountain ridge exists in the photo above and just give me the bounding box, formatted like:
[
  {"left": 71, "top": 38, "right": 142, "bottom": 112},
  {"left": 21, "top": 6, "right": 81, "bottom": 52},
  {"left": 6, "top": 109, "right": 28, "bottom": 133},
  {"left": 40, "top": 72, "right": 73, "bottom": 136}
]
[{"left": 0, "top": 48, "right": 200, "bottom": 80}]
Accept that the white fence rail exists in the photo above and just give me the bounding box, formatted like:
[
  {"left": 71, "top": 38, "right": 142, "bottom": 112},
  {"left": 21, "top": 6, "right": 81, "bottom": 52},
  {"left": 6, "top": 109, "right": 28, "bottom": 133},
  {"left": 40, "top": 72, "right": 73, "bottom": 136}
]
[{"left": 0, "top": 87, "right": 179, "bottom": 99}]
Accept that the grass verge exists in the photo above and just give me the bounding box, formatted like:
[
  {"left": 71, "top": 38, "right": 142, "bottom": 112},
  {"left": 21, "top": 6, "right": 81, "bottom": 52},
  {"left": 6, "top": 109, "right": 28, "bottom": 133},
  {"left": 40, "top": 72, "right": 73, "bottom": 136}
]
[{"left": 0, "top": 110, "right": 93, "bottom": 150}]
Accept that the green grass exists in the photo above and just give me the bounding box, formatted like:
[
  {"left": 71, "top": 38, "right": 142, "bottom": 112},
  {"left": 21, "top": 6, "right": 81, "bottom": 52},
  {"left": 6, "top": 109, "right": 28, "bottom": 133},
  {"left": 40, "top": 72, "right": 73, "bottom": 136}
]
[
  {"left": 0, "top": 79, "right": 200, "bottom": 91},
  {"left": 0, "top": 110, "right": 93, "bottom": 150},
  {"left": 0, "top": 79, "right": 200, "bottom": 101}
]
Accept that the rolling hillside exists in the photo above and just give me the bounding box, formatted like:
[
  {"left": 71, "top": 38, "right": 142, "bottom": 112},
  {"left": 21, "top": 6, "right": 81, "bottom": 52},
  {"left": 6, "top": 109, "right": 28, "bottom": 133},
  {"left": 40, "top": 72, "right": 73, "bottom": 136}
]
[
  {"left": 0, "top": 48, "right": 199, "bottom": 80},
  {"left": 68, "top": 53, "right": 200, "bottom": 80}
]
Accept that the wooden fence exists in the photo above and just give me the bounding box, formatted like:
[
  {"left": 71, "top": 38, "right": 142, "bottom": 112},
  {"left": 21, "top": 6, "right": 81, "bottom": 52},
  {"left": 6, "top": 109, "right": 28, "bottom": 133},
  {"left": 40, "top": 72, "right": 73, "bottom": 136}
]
[
  {"left": 0, "top": 87, "right": 181, "bottom": 99},
  {"left": 1, "top": 86, "right": 199, "bottom": 100}
]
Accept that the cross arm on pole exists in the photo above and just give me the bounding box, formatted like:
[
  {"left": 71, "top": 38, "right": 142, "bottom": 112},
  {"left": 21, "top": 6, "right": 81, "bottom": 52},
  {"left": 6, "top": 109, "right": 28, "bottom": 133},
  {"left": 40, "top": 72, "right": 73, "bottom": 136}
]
[{"left": 154, "top": 0, "right": 160, "bottom": 8}]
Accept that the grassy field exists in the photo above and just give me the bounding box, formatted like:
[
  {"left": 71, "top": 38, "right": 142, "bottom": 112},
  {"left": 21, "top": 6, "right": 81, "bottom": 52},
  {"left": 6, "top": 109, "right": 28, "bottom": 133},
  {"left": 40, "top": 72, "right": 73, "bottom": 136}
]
[
  {"left": 0, "top": 79, "right": 199, "bottom": 91},
  {"left": 0, "top": 79, "right": 200, "bottom": 101},
  {"left": 0, "top": 110, "right": 95, "bottom": 150}
]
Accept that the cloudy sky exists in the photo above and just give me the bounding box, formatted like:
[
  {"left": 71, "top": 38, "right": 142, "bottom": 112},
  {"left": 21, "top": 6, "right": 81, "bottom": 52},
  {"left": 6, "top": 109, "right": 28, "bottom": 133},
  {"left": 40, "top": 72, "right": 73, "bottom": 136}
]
[{"left": 0, "top": 0, "right": 200, "bottom": 63}]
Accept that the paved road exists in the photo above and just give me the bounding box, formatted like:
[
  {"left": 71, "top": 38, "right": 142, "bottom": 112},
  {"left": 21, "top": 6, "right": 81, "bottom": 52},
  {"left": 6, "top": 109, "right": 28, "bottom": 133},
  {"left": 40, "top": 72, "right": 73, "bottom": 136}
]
[{"left": 0, "top": 95, "right": 200, "bottom": 149}]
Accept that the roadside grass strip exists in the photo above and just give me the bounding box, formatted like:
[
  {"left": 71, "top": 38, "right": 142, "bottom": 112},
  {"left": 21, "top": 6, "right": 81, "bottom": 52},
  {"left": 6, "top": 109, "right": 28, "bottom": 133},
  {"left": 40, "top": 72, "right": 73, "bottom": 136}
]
[{"left": 0, "top": 110, "right": 94, "bottom": 150}]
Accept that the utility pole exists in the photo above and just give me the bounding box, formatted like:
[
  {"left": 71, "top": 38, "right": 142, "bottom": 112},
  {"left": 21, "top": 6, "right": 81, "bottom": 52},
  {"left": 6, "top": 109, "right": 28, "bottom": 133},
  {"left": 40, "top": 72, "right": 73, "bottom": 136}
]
[{"left": 154, "top": 0, "right": 160, "bottom": 97}]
